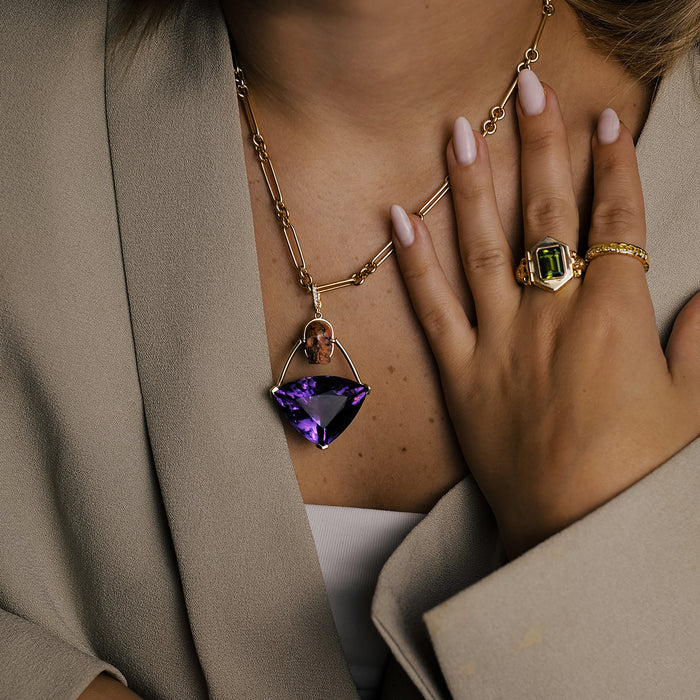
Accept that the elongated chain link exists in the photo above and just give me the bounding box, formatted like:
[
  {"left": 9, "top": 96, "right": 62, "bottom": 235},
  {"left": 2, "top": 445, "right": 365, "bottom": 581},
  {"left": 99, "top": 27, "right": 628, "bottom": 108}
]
[{"left": 233, "top": 0, "right": 554, "bottom": 296}]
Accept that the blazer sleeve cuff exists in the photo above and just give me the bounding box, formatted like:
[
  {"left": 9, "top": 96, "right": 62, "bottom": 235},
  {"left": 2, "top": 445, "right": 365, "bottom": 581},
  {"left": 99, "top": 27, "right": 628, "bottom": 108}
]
[
  {"left": 1, "top": 608, "right": 127, "bottom": 699},
  {"left": 423, "top": 436, "right": 700, "bottom": 699}
]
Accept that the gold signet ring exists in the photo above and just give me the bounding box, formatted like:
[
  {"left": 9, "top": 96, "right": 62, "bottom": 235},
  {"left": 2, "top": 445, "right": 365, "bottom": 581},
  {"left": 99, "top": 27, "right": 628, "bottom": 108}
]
[{"left": 515, "top": 237, "right": 586, "bottom": 292}]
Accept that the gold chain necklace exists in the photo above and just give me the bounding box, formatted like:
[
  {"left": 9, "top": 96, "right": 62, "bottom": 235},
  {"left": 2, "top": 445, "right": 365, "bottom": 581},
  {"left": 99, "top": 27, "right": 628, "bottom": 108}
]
[{"left": 232, "top": 1, "right": 555, "bottom": 449}]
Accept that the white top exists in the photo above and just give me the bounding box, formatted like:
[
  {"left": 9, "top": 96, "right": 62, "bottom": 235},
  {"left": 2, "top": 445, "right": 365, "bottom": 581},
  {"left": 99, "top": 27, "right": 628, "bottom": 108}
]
[{"left": 305, "top": 504, "right": 425, "bottom": 700}]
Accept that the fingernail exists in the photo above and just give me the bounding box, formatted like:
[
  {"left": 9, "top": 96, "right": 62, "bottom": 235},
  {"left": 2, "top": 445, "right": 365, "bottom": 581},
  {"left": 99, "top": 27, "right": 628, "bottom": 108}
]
[
  {"left": 391, "top": 204, "right": 414, "bottom": 247},
  {"left": 597, "top": 107, "right": 620, "bottom": 144},
  {"left": 453, "top": 116, "right": 477, "bottom": 166},
  {"left": 518, "top": 69, "right": 546, "bottom": 116}
]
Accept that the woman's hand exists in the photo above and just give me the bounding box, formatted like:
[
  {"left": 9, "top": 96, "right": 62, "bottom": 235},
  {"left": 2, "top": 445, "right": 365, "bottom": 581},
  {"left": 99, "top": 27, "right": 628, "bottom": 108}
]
[{"left": 391, "top": 70, "right": 700, "bottom": 557}]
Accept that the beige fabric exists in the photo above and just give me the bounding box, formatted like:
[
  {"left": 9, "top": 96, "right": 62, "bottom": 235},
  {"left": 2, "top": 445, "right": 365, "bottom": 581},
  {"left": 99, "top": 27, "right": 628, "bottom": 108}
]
[
  {"left": 422, "top": 438, "right": 700, "bottom": 699},
  {"left": 0, "top": 1, "right": 697, "bottom": 699},
  {"left": 640, "top": 50, "right": 700, "bottom": 342}
]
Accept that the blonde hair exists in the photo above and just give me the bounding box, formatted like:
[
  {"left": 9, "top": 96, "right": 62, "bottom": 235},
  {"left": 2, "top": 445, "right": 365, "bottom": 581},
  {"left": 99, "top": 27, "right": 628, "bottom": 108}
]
[
  {"left": 116, "top": 0, "right": 700, "bottom": 80},
  {"left": 566, "top": 0, "right": 700, "bottom": 79}
]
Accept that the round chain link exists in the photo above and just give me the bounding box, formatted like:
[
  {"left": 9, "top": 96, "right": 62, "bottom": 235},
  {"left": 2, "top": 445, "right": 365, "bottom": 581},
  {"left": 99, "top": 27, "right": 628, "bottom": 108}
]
[
  {"left": 274, "top": 200, "right": 291, "bottom": 225},
  {"left": 299, "top": 268, "right": 313, "bottom": 288},
  {"left": 233, "top": 1, "right": 554, "bottom": 297}
]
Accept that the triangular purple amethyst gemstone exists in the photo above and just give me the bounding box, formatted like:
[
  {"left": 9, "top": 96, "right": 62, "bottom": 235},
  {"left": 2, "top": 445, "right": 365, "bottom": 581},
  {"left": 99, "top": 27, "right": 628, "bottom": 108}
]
[{"left": 271, "top": 375, "right": 369, "bottom": 449}]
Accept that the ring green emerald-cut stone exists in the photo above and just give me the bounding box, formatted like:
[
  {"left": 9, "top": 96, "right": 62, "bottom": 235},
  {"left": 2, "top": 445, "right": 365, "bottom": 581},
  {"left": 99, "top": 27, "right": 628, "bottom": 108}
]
[{"left": 536, "top": 245, "right": 565, "bottom": 280}]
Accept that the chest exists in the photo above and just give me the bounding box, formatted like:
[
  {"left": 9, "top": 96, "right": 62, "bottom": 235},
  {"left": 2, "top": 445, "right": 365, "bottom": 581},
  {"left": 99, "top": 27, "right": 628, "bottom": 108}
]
[{"left": 244, "top": 138, "right": 536, "bottom": 512}]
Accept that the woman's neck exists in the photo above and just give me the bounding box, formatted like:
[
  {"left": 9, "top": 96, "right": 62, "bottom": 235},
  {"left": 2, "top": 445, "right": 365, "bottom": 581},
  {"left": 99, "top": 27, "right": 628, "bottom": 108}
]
[
  {"left": 227, "top": 0, "right": 548, "bottom": 128},
  {"left": 223, "top": 0, "right": 651, "bottom": 143}
]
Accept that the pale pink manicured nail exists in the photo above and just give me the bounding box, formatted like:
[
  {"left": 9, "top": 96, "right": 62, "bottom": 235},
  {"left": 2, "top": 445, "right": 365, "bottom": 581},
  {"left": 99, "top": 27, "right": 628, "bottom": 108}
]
[
  {"left": 391, "top": 204, "right": 414, "bottom": 247},
  {"left": 518, "top": 69, "right": 546, "bottom": 116},
  {"left": 597, "top": 108, "right": 620, "bottom": 144},
  {"left": 453, "top": 116, "right": 477, "bottom": 166}
]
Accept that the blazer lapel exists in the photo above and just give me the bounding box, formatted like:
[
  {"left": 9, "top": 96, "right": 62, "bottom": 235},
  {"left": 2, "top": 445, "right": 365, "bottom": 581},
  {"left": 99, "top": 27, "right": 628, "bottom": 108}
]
[
  {"left": 374, "top": 478, "right": 505, "bottom": 700},
  {"left": 635, "top": 49, "right": 700, "bottom": 343},
  {"left": 105, "top": 2, "right": 356, "bottom": 697}
]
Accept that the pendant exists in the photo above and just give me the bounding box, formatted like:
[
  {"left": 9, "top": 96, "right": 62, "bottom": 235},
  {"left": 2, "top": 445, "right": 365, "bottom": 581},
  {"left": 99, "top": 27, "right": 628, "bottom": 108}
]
[{"left": 270, "top": 316, "right": 370, "bottom": 449}]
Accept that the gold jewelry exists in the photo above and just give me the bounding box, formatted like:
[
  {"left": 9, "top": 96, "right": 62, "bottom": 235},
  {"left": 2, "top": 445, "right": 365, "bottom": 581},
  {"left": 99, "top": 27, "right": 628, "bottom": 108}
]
[
  {"left": 231, "top": 1, "right": 556, "bottom": 447},
  {"left": 516, "top": 237, "right": 586, "bottom": 291},
  {"left": 584, "top": 242, "right": 649, "bottom": 272}
]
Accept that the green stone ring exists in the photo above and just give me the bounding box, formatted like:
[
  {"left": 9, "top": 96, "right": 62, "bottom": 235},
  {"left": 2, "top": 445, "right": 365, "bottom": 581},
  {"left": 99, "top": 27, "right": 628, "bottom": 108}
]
[{"left": 515, "top": 237, "right": 586, "bottom": 292}]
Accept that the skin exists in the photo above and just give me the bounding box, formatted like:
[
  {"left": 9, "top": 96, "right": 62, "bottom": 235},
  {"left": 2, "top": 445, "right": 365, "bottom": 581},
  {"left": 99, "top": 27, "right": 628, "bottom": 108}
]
[
  {"left": 226, "top": 0, "right": 660, "bottom": 513},
  {"left": 78, "top": 674, "right": 142, "bottom": 699},
  {"left": 81, "top": 0, "right": 699, "bottom": 695}
]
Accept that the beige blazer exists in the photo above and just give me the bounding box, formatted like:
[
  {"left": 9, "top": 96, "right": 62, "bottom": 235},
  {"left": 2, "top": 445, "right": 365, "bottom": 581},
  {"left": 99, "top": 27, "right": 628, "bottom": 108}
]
[{"left": 1, "top": 1, "right": 699, "bottom": 698}]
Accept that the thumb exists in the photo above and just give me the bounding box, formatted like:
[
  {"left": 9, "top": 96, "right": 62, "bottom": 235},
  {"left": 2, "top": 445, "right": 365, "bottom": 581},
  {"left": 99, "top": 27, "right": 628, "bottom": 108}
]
[{"left": 666, "top": 290, "right": 700, "bottom": 397}]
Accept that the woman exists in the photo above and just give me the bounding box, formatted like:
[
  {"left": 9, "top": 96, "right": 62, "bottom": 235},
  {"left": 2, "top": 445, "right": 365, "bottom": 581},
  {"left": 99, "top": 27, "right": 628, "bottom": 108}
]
[{"left": 1, "top": 0, "right": 698, "bottom": 697}]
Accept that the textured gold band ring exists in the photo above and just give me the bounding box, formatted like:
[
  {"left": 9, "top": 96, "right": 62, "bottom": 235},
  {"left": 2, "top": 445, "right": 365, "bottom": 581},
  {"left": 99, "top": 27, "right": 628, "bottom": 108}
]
[
  {"left": 584, "top": 242, "right": 649, "bottom": 272},
  {"left": 515, "top": 237, "right": 586, "bottom": 292}
]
